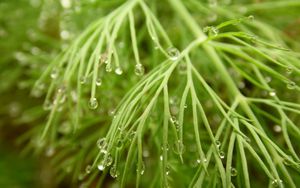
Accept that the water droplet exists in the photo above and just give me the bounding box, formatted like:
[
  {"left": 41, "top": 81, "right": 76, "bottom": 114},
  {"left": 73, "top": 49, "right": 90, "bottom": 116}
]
[
  {"left": 286, "top": 66, "right": 293, "bottom": 74},
  {"left": 105, "top": 154, "right": 113, "bottom": 166},
  {"left": 271, "top": 179, "right": 283, "bottom": 187},
  {"left": 43, "top": 100, "right": 53, "bottom": 110},
  {"left": 219, "top": 151, "right": 225, "bottom": 159},
  {"left": 143, "top": 149, "right": 150, "bottom": 157},
  {"left": 170, "top": 105, "right": 179, "bottom": 116},
  {"left": 169, "top": 96, "right": 179, "bottom": 105},
  {"left": 215, "top": 140, "right": 221, "bottom": 148},
  {"left": 160, "top": 155, "right": 163, "bottom": 161},
  {"left": 273, "top": 125, "right": 282, "bottom": 133},
  {"left": 184, "top": 104, "right": 188, "bottom": 109},
  {"left": 96, "top": 78, "right": 102, "bottom": 86},
  {"left": 99, "top": 53, "right": 108, "bottom": 64},
  {"left": 173, "top": 141, "right": 185, "bottom": 154},
  {"left": 265, "top": 76, "right": 272, "bottom": 83},
  {"left": 170, "top": 116, "right": 178, "bottom": 124},
  {"left": 80, "top": 76, "right": 87, "bottom": 84},
  {"left": 115, "top": 67, "right": 123, "bottom": 75},
  {"left": 207, "top": 13, "right": 218, "bottom": 22},
  {"left": 178, "top": 62, "right": 187, "bottom": 74},
  {"left": 287, "top": 81, "right": 296, "bottom": 90},
  {"left": 45, "top": 146, "right": 55, "bottom": 157},
  {"left": 110, "top": 165, "right": 118, "bottom": 178},
  {"left": 166, "top": 166, "right": 170, "bottom": 175},
  {"left": 135, "top": 64, "right": 145, "bottom": 76},
  {"left": 105, "top": 63, "right": 112, "bottom": 72},
  {"left": 247, "top": 15, "right": 254, "bottom": 22},
  {"left": 51, "top": 68, "right": 59, "bottom": 79},
  {"left": 167, "top": 47, "right": 180, "bottom": 61},
  {"left": 269, "top": 90, "right": 276, "bottom": 97},
  {"left": 116, "top": 139, "right": 123, "bottom": 148},
  {"left": 97, "top": 138, "right": 107, "bottom": 149},
  {"left": 97, "top": 162, "right": 105, "bottom": 171},
  {"left": 208, "top": 0, "right": 217, "bottom": 7},
  {"left": 88, "top": 97, "right": 98, "bottom": 109},
  {"left": 85, "top": 165, "right": 92, "bottom": 174},
  {"left": 230, "top": 167, "right": 237, "bottom": 176},
  {"left": 136, "top": 162, "right": 145, "bottom": 175}
]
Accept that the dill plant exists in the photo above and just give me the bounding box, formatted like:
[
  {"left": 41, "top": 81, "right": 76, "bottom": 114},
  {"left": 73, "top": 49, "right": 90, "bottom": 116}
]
[{"left": 2, "top": 0, "right": 300, "bottom": 187}]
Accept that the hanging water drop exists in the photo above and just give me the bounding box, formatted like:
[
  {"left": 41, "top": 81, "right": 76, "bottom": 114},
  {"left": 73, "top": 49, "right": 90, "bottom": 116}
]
[
  {"left": 88, "top": 97, "right": 98, "bottom": 109},
  {"left": 110, "top": 165, "right": 118, "bottom": 178},
  {"left": 230, "top": 167, "right": 237, "bottom": 176},
  {"left": 178, "top": 62, "right": 187, "bottom": 74},
  {"left": 115, "top": 67, "right": 123, "bottom": 75},
  {"left": 136, "top": 162, "right": 145, "bottom": 175},
  {"left": 135, "top": 63, "right": 145, "bottom": 76},
  {"left": 166, "top": 166, "right": 170, "bottom": 175},
  {"left": 169, "top": 96, "right": 179, "bottom": 105},
  {"left": 208, "top": 0, "right": 217, "bottom": 7},
  {"left": 85, "top": 165, "right": 92, "bottom": 174},
  {"left": 286, "top": 66, "right": 293, "bottom": 74},
  {"left": 96, "top": 78, "right": 102, "bottom": 86},
  {"left": 271, "top": 179, "right": 283, "bottom": 187},
  {"left": 105, "top": 63, "right": 112, "bottom": 72},
  {"left": 215, "top": 140, "right": 221, "bottom": 148},
  {"left": 167, "top": 47, "right": 180, "bottom": 61},
  {"left": 269, "top": 90, "right": 276, "bottom": 97},
  {"left": 105, "top": 154, "right": 113, "bottom": 166},
  {"left": 97, "top": 138, "right": 107, "bottom": 149},
  {"left": 51, "top": 68, "right": 59, "bottom": 79},
  {"left": 80, "top": 76, "right": 87, "bottom": 84},
  {"left": 247, "top": 15, "right": 254, "bottom": 22},
  {"left": 273, "top": 125, "right": 282, "bottom": 133},
  {"left": 287, "top": 81, "right": 296, "bottom": 90},
  {"left": 219, "top": 151, "right": 225, "bottom": 159},
  {"left": 97, "top": 161, "right": 105, "bottom": 171}
]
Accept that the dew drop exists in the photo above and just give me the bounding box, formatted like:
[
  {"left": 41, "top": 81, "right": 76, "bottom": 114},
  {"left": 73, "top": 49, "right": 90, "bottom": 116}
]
[
  {"left": 219, "top": 151, "right": 225, "bottom": 159},
  {"left": 269, "top": 90, "right": 276, "bottom": 97},
  {"left": 45, "top": 146, "right": 55, "bottom": 157},
  {"left": 215, "top": 140, "right": 221, "bottom": 148},
  {"left": 116, "top": 139, "right": 123, "bottom": 149},
  {"left": 105, "top": 154, "right": 113, "bottom": 166},
  {"left": 208, "top": 0, "right": 217, "bottom": 7},
  {"left": 169, "top": 96, "right": 179, "bottom": 105},
  {"left": 43, "top": 100, "right": 53, "bottom": 111},
  {"left": 105, "top": 63, "right": 112, "bottom": 72},
  {"left": 136, "top": 162, "right": 145, "bottom": 175},
  {"left": 80, "top": 76, "right": 87, "bottom": 84},
  {"left": 173, "top": 141, "right": 185, "bottom": 154},
  {"left": 96, "top": 78, "right": 102, "bottom": 86},
  {"left": 286, "top": 66, "right": 293, "bottom": 74},
  {"left": 97, "top": 138, "right": 107, "bottom": 149},
  {"left": 273, "top": 125, "right": 282, "bottom": 133},
  {"left": 159, "top": 155, "right": 164, "bottom": 161},
  {"left": 167, "top": 47, "right": 180, "bottom": 61},
  {"left": 97, "top": 162, "right": 105, "bottom": 171},
  {"left": 230, "top": 167, "right": 237, "bottom": 176},
  {"left": 110, "top": 165, "right": 118, "bottom": 178},
  {"left": 88, "top": 97, "right": 98, "bottom": 109},
  {"left": 178, "top": 62, "right": 187, "bottom": 74},
  {"left": 287, "top": 81, "right": 296, "bottom": 90},
  {"left": 51, "top": 68, "right": 59, "bottom": 79},
  {"left": 247, "top": 15, "right": 254, "bottom": 22},
  {"left": 85, "top": 165, "right": 92, "bottom": 174},
  {"left": 115, "top": 67, "right": 123, "bottom": 75},
  {"left": 271, "top": 179, "right": 283, "bottom": 187},
  {"left": 135, "top": 64, "right": 145, "bottom": 76},
  {"left": 166, "top": 166, "right": 170, "bottom": 175},
  {"left": 170, "top": 116, "right": 178, "bottom": 124}
]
